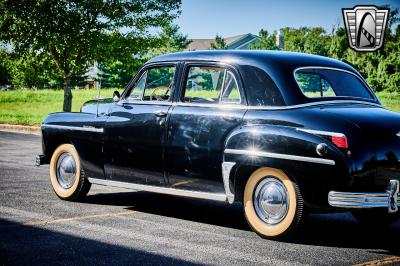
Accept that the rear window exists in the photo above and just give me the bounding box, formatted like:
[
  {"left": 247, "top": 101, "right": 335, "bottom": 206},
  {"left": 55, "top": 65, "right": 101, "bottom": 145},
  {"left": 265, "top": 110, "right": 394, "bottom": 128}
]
[{"left": 294, "top": 68, "right": 374, "bottom": 100}]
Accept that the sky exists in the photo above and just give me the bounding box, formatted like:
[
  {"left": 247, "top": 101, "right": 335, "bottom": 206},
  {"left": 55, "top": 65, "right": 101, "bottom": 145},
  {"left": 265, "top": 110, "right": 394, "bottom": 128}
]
[{"left": 175, "top": 0, "right": 400, "bottom": 39}]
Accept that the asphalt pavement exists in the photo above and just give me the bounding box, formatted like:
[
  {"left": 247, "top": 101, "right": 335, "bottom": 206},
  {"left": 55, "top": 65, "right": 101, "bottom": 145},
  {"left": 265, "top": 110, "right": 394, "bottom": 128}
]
[{"left": 0, "top": 131, "right": 399, "bottom": 265}]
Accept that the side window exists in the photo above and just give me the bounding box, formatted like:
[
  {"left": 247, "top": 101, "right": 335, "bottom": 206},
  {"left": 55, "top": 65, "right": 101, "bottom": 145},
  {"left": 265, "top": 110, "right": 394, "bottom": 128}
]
[
  {"left": 127, "top": 71, "right": 147, "bottom": 100},
  {"left": 126, "top": 66, "right": 175, "bottom": 101},
  {"left": 143, "top": 66, "right": 175, "bottom": 101},
  {"left": 184, "top": 66, "right": 224, "bottom": 103},
  {"left": 295, "top": 72, "right": 336, "bottom": 97},
  {"left": 183, "top": 66, "right": 241, "bottom": 104}
]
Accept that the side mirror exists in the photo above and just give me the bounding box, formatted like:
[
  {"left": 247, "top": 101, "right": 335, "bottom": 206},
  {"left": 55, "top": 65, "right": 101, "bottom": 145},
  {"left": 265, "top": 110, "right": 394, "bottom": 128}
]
[{"left": 113, "top": 90, "right": 120, "bottom": 102}]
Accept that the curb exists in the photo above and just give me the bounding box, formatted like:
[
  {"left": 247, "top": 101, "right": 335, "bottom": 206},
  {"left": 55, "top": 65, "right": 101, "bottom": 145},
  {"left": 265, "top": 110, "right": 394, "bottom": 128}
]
[{"left": 0, "top": 124, "right": 41, "bottom": 135}]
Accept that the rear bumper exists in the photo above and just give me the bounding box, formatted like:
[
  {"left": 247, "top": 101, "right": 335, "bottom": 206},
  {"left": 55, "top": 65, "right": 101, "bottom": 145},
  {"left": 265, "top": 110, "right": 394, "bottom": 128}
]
[
  {"left": 35, "top": 155, "right": 46, "bottom": 167},
  {"left": 328, "top": 180, "right": 399, "bottom": 213}
]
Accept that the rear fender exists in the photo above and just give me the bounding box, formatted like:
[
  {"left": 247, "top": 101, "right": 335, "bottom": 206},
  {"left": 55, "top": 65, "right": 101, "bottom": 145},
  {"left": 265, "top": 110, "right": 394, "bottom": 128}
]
[{"left": 222, "top": 124, "right": 351, "bottom": 206}]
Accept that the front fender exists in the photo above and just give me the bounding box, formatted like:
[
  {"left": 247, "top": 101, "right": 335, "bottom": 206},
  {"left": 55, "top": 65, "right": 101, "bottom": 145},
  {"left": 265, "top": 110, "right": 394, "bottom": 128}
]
[{"left": 41, "top": 112, "right": 107, "bottom": 179}]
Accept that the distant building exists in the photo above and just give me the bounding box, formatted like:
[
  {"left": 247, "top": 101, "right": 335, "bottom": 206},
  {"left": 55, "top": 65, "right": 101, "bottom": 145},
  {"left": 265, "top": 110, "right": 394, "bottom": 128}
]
[
  {"left": 83, "top": 62, "right": 102, "bottom": 89},
  {"left": 186, "top": 33, "right": 260, "bottom": 51},
  {"left": 275, "top": 30, "right": 284, "bottom": 49}
]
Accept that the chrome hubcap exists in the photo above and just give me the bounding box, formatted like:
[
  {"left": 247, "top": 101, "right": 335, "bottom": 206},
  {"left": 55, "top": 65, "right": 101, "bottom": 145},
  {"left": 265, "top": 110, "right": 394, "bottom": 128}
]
[
  {"left": 254, "top": 177, "right": 289, "bottom": 225},
  {"left": 56, "top": 152, "right": 76, "bottom": 189}
]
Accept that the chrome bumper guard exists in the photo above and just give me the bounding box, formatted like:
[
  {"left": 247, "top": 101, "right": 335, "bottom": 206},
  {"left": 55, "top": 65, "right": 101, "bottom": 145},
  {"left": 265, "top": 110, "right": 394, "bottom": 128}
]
[{"left": 328, "top": 180, "right": 400, "bottom": 213}]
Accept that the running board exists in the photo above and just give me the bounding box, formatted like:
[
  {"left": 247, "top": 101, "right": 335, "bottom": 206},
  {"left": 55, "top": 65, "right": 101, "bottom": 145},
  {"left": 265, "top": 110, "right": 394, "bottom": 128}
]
[{"left": 88, "top": 178, "right": 228, "bottom": 202}]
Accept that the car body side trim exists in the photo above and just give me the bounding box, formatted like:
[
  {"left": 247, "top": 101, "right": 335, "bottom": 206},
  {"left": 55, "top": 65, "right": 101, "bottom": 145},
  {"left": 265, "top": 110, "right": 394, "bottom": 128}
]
[
  {"left": 88, "top": 178, "right": 228, "bottom": 202},
  {"left": 42, "top": 124, "right": 104, "bottom": 133},
  {"left": 222, "top": 162, "right": 236, "bottom": 203},
  {"left": 296, "top": 128, "right": 346, "bottom": 138},
  {"left": 224, "top": 149, "right": 335, "bottom": 165}
]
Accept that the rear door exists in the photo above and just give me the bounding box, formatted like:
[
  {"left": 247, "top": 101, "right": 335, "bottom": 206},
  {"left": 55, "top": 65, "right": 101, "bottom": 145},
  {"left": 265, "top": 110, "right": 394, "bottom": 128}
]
[{"left": 165, "top": 63, "right": 246, "bottom": 193}]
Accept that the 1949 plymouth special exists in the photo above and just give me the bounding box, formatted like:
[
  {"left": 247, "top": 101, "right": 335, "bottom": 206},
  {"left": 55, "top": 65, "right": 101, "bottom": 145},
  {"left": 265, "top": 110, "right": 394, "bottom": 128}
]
[{"left": 36, "top": 50, "right": 400, "bottom": 239}]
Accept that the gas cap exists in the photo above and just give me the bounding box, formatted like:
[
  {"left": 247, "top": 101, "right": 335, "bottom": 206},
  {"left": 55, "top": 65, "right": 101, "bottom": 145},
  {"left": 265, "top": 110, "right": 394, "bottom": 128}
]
[{"left": 316, "top": 143, "right": 328, "bottom": 156}]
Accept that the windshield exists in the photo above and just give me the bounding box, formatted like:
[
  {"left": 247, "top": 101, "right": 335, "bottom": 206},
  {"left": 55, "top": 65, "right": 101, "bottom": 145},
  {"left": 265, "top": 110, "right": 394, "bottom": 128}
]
[{"left": 294, "top": 68, "right": 375, "bottom": 101}]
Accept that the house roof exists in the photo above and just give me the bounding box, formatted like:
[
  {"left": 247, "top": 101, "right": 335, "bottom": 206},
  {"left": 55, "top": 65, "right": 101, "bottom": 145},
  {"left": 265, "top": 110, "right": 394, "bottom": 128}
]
[
  {"left": 186, "top": 34, "right": 256, "bottom": 51},
  {"left": 186, "top": 39, "right": 213, "bottom": 51}
]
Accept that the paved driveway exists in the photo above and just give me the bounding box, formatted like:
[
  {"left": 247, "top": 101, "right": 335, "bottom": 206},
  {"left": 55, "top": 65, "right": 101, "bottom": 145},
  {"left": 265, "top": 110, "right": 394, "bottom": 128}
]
[{"left": 0, "top": 131, "right": 399, "bottom": 265}]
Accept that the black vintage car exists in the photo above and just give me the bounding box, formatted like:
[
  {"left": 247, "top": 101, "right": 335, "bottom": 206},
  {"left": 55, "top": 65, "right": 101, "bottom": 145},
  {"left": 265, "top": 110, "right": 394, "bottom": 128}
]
[{"left": 36, "top": 50, "right": 400, "bottom": 239}]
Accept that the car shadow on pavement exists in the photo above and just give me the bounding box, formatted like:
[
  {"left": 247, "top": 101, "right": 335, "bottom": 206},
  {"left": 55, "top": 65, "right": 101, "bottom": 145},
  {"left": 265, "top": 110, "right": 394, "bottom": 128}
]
[
  {"left": 84, "top": 191, "right": 249, "bottom": 231},
  {"left": 0, "top": 219, "right": 198, "bottom": 265},
  {"left": 84, "top": 191, "right": 400, "bottom": 254},
  {"left": 295, "top": 213, "right": 400, "bottom": 255}
]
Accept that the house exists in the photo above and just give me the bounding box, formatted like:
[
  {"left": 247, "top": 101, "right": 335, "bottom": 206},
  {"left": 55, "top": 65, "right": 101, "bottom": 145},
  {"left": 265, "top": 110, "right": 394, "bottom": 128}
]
[{"left": 186, "top": 33, "right": 260, "bottom": 51}]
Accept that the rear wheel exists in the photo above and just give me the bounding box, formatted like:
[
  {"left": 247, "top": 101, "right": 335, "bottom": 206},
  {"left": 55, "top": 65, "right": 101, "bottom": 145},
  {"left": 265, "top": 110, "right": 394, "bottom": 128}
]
[
  {"left": 351, "top": 209, "right": 400, "bottom": 226},
  {"left": 49, "top": 144, "right": 91, "bottom": 201},
  {"left": 243, "top": 167, "right": 304, "bottom": 239}
]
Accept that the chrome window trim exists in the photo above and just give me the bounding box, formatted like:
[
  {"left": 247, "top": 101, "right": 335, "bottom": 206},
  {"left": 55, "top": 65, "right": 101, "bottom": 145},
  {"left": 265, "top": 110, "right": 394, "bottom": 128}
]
[
  {"left": 224, "top": 148, "right": 335, "bottom": 166},
  {"left": 218, "top": 69, "right": 227, "bottom": 103},
  {"left": 296, "top": 128, "right": 346, "bottom": 138},
  {"left": 41, "top": 124, "right": 104, "bottom": 133},
  {"left": 173, "top": 102, "right": 246, "bottom": 109},
  {"left": 293, "top": 66, "right": 378, "bottom": 102},
  {"left": 119, "top": 99, "right": 173, "bottom": 106},
  {"left": 126, "top": 70, "right": 147, "bottom": 101},
  {"left": 220, "top": 70, "right": 242, "bottom": 105},
  {"left": 88, "top": 178, "right": 228, "bottom": 202}
]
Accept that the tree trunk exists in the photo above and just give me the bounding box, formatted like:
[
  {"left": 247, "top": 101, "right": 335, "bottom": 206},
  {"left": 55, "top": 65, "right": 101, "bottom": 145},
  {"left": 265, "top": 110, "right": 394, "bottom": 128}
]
[{"left": 63, "top": 76, "right": 72, "bottom": 112}]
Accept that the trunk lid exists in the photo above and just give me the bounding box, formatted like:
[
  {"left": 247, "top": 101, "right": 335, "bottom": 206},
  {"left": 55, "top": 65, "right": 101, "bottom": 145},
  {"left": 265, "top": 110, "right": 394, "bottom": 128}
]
[{"left": 321, "top": 103, "right": 400, "bottom": 137}]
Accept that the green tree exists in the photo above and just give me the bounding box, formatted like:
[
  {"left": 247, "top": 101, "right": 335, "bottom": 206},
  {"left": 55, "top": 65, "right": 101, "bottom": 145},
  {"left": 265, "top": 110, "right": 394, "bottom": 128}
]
[
  {"left": 0, "top": 0, "right": 181, "bottom": 111},
  {"left": 328, "top": 27, "right": 347, "bottom": 60},
  {"left": 250, "top": 29, "right": 278, "bottom": 50},
  {"left": 150, "top": 24, "right": 191, "bottom": 55},
  {"left": 282, "top": 27, "right": 330, "bottom": 56},
  {"left": 210, "top": 34, "right": 226, "bottom": 50},
  {"left": 98, "top": 24, "right": 189, "bottom": 88}
]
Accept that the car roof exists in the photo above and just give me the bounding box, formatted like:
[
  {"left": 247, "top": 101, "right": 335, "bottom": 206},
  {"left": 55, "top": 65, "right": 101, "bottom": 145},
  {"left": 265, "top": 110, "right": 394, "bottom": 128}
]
[
  {"left": 147, "top": 50, "right": 356, "bottom": 73},
  {"left": 146, "top": 50, "right": 376, "bottom": 106}
]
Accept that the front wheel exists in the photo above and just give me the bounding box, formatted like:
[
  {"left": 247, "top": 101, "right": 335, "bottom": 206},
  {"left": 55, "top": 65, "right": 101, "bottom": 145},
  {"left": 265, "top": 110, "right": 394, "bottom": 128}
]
[
  {"left": 243, "top": 167, "right": 304, "bottom": 239},
  {"left": 49, "top": 144, "right": 91, "bottom": 201}
]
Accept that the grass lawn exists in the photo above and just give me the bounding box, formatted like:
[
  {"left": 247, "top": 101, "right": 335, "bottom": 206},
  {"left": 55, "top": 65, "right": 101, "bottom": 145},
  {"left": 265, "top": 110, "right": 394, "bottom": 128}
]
[
  {"left": 0, "top": 89, "right": 116, "bottom": 126},
  {"left": 0, "top": 89, "right": 399, "bottom": 126}
]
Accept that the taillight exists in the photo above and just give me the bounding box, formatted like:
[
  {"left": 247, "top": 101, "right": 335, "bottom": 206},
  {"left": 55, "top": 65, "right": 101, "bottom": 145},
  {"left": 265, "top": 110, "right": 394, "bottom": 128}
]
[
  {"left": 297, "top": 128, "right": 349, "bottom": 150},
  {"left": 331, "top": 135, "right": 348, "bottom": 149}
]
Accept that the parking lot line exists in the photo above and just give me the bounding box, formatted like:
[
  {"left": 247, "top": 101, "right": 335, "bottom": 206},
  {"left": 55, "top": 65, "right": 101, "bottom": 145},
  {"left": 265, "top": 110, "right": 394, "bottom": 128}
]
[
  {"left": 354, "top": 256, "right": 400, "bottom": 266},
  {"left": 24, "top": 210, "right": 137, "bottom": 226}
]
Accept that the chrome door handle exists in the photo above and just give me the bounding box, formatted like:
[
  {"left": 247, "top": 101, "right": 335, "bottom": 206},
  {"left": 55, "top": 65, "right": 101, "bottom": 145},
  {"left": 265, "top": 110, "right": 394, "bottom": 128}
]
[{"left": 154, "top": 111, "right": 168, "bottom": 117}]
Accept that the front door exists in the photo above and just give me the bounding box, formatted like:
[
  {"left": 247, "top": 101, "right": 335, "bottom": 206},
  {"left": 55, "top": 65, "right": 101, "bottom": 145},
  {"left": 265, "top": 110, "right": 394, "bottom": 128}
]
[
  {"left": 104, "top": 64, "right": 177, "bottom": 186},
  {"left": 165, "top": 64, "right": 246, "bottom": 193}
]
